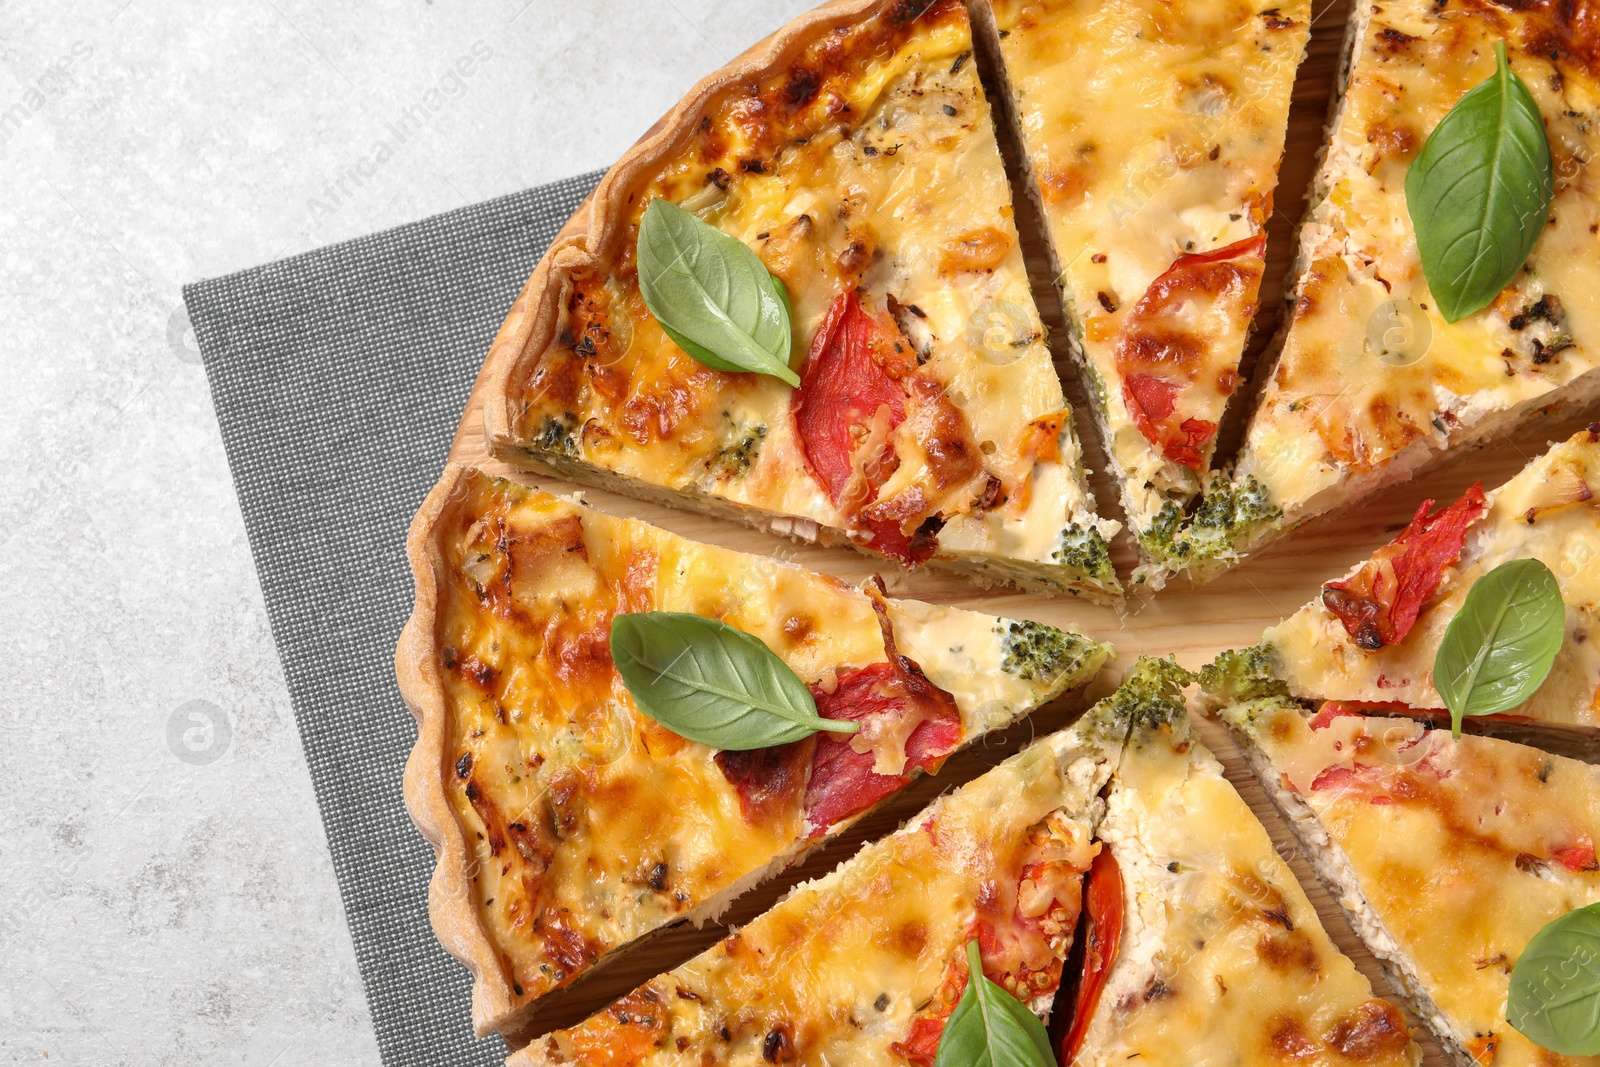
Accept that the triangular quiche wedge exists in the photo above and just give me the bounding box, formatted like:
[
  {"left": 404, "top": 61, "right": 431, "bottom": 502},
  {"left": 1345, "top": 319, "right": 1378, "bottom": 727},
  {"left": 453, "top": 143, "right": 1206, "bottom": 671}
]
[
  {"left": 1068, "top": 675, "right": 1419, "bottom": 1067},
  {"left": 975, "top": 0, "right": 1310, "bottom": 577},
  {"left": 506, "top": 661, "right": 1161, "bottom": 1067},
  {"left": 397, "top": 465, "right": 1108, "bottom": 1036},
  {"left": 1163, "top": 0, "right": 1600, "bottom": 580},
  {"left": 1257, "top": 426, "right": 1600, "bottom": 738},
  {"left": 1210, "top": 680, "right": 1600, "bottom": 1067},
  {"left": 482, "top": 0, "right": 1121, "bottom": 600}
]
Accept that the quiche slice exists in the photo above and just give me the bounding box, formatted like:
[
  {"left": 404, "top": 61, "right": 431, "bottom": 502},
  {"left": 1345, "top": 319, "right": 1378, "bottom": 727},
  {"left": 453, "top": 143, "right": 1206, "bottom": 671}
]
[
  {"left": 1215, "top": 689, "right": 1600, "bottom": 1067},
  {"left": 1166, "top": 0, "right": 1600, "bottom": 579},
  {"left": 506, "top": 662, "right": 1164, "bottom": 1067},
  {"left": 1257, "top": 425, "right": 1600, "bottom": 737},
  {"left": 1067, "top": 673, "right": 1418, "bottom": 1067},
  {"left": 483, "top": 0, "right": 1121, "bottom": 599},
  {"left": 397, "top": 466, "right": 1108, "bottom": 1036},
  {"left": 976, "top": 0, "right": 1310, "bottom": 574}
]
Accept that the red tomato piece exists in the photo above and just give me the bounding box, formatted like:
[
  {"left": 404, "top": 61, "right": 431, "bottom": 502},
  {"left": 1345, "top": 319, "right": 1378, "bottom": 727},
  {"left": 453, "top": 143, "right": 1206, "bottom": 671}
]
[
  {"left": 1060, "top": 848, "right": 1124, "bottom": 1065},
  {"left": 801, "top": 659, "right": 961, "bottom": 838},
  {"left": 1322, "top": 483, "right": 1489, "bottom": 650}
]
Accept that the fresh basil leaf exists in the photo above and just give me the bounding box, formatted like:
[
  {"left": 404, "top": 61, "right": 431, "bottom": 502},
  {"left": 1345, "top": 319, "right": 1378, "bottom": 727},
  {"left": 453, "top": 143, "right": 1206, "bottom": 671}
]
[
  {"left": 1405, "top": 40, "right": 1553, "bottom": 323},
  {"left": 1507, "top": 902, "right": 1600, "bottom": 1055},
  {"left": 1434, "top": 558, "right": 1565, "bottom": 736},
  {"left": 934, "top": 941, "right": 1054, "bottom": 1067},
  {"left": 636, "top": 198, "right": 798, "bottom": 385},
  {"left": 609, "top": 611, "right": 855, "bottom": 750}
]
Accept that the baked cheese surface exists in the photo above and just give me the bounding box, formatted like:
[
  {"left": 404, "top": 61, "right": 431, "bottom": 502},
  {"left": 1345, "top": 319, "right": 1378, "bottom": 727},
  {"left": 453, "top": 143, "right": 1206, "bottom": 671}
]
[
  {"left": 1190, "top": 0, "right": 1600, "bottom": 573},
  {"left": 512, "top": 719, "right": 1119, "bottom": 1066},
  {"left": 987, "top": 0, "right": 1309, "bottom": 563},
  {"left": 505, "top": 0, "right": 1119, "bottom": 597},
  {"left": 1228, "top": 701, "right": 1600, "bottom": 1067},
  {"left": 1080, "top": 702, "right": 1416, "bottom": 1067},
  {"left": 427, "top": 469, "right": 1106, "bottom": 1014},
  {"left": 1266, "top": 427, "right": 1600, "bottom": 730}
]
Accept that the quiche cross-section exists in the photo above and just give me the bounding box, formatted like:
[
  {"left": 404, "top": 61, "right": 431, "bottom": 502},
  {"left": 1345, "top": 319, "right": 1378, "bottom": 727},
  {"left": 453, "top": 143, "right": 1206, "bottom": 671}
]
[
  {"left": 1251, "top": 425, "right": 1600, "bottom": 739},
  {"left": 481, "top": 0, "right": 1121, "bottom": 600},
  {"left": 1215, "top": 687, "right": 1600, "bottom": 1067},
  {"left": 976, "top": 0, "right": 1310, "bottom": 576},
  {"left": 506, "top": 662, "right": 1153, "bottom": 1066},
  {"left": 1068, "top": 666, "right": 1419, "bottom": 1067},
  {"left": 396, "top": 465, "right": 1108, "bottom": 1036},
  {"left": 1165, "top": 0, "right": 1600, "bottom": 580}
]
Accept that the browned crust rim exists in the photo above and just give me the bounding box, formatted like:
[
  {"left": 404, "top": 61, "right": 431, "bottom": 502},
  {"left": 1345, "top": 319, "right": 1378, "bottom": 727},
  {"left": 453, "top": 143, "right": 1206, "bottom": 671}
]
[
  {"left": 401, "top": 4, "right": 950, "bottom": 1039},
  {"left": 397, "top": 461, "right": 518, "bottom": 1035}
]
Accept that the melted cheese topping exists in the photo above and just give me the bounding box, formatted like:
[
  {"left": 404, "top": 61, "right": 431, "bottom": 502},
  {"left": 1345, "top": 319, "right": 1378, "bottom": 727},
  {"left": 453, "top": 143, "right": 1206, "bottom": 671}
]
[
  {"left": 431, "top": 469, "right": 1105, "bottom": 1010},
  {"left": 513, "top": 725, "right": 1114, "bottom": 1067},
  {"left": 1081, "top": 710, "right": 1417, "bottom": 1067},
  {"left": 1267, "top": 428, "right": 1600, "bottom": 728},
  {"left": 1237, "top": 0, "right": 1600, "bottom": 531},
  {"left": 512, "top": 0, "right": 1118, "bottom": 594},
  {"left": 988, "top": 0, "right": 1309, "bottom": 542},
  {"left": 1232, "top": 702, "right": 1600, "bottom": 1067}
]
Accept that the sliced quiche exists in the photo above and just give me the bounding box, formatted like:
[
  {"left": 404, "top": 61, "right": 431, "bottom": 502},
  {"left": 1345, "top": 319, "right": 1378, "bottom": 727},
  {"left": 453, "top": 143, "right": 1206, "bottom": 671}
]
[
  {"left": 1256, "top": 425, "right": 1600, "bottom": 736},
  {"left": 1215, "top": 686, "right": 1600, "bottom": 1067},
  {"left": 1166, "top": 0, "right": 1600, "bottom": 579},
  {"left": 397, "top": 466, "right": 1108, "bottom": 1036},
  {"left": 484, "top": 0, "right": 1120, "bottom": 599},
  {"left": 978, "top": 0, "right": 1310, "bottom": 574},
  {"left": 1069, "top": 668, "right": 1419, "bottom": 1067},
  {"left": 507, "top": 662, "right": 1162, "bottom": 1067}
]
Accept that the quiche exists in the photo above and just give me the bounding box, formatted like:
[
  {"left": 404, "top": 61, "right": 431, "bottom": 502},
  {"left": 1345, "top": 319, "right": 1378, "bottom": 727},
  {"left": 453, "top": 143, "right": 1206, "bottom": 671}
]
[
  {"left": 1216, "top": 689, "right": 1600, "bottom": 1067},
  {"left": 977, "top": 0, "right": 1310, "bottom": 575},
  {"left": 482, "top": 0, "right": 1121, "bottom": 599},
  {"left": 397, "top": 465, "right": 1108, "bottom": 1036},
  {"left": 1069, "top": 670, "right": 1419, "bottom": 1067},
  {"left": 507, "top": 661, "right": 1176, "bottom": 1067},
  {"left": 1165, "top": 0, "right": 1600, "bottom": 579},
  {"left": 1258, "top": 425, "right": 1600, "bottom": 736}
]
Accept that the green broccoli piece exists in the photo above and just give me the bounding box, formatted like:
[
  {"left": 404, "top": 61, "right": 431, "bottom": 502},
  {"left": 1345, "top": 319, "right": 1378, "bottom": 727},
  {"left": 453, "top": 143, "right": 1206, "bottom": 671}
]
[
  {"left": 708, "top": 423, "right": 767, "bottom": 479},
  {"left": 1176, "top": 474, "right": 1281, "bottom": 561},
  {"left": 1053, "top": 522, "right": 1115, "bottom": 583},
  {"left": 530, "top": 414, "right": 579, "bottom": 457},
  {"left": 1077, "top": 656, "right": 1195, "bottom": 744},
  {"left": 999, "top": 620, "right": 1097, "bottom": 682},
  {"left": 1136, "top": 500, "right": 1185, "bottom": 561},
  {"left": 1198, "top": 644, "right": 1290, "bottom": 704}
]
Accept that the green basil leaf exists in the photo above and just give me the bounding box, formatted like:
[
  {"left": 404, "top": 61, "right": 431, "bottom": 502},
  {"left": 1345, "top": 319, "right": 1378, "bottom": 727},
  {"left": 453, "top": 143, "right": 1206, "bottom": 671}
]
[
  {"left": 934, "top": 941, "right": 1054, "bottom": 1067},
  {"left": 636, "top": 198, "right": 798, "bottom": 385},
  {"left": 1405, "top": 40, "right": 1553, "bottom": 323},
  {"left": 609, "top": 611, "right": 855, "bottom": 750},
  {"left": 1434, "top": 558, "right": 1565, "bottom": 736},
  {"left": 1507, "top": 902, "right": 1600, "bottom": 1055}
]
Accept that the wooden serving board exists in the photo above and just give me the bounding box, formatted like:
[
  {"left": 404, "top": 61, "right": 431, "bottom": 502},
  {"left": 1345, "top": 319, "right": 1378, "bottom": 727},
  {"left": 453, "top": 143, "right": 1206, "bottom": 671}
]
[{"left": 434, "top": 1, "right": 1598, "bottom": 1057}]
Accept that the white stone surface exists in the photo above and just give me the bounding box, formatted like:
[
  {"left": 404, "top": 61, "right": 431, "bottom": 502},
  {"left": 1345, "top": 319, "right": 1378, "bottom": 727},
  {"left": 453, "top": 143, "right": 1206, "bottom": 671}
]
[{"left": 0, "top": 1, "right": 810, "bottom": 1062}]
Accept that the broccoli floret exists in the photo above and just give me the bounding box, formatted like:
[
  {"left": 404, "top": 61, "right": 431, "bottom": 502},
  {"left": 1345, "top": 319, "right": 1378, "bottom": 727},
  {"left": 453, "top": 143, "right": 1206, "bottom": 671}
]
[
  {"left": 1000, "top": 620, "right": 1096, "bottom": 682},
  {"left": 1053, "top": 522, "right": 1115, "bottom": 583},
  {"left": 1158, "top": 473, "right": 1280, "bottom": 563},
  {"left": 1198, "top": 644, "right": 1290, "bottom": 705},
  {"left": 1078, "top": 656, "right": 1195, "bottom": 744},
  {"left": 708, "top": 424, "right": 767, "bottom": 479},
  {"left": 530, "top": 414, "right": 579, "bottom": 457},
  {"left": 1137, "top": 500, "right": 1185, "bottom": 561}
]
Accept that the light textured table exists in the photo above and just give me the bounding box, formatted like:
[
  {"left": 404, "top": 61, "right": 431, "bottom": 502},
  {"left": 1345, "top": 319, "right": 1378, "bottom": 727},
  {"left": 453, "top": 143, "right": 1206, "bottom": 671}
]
[{"left": 0, "top": 2, "right": 812, "bottom": 1062}]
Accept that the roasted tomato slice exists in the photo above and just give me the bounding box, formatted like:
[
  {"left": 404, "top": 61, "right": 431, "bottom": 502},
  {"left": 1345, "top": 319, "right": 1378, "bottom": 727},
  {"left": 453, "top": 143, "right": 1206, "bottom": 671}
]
[
  {"left": 793, "top": 289, "right": 913, "bottom": 509},
  {"left": 1060, "top": 848, "right": 1123, "bottom": 1065},
  {"left": 793, "top": 289, "right": 947, "bottom": 565},
  {"left": 1113, "top": 234, "right": 1265, "bottom": 469},
  {"left": 1321, "top": 482, "right": 1488, "bottom": 650},
  {"left": 802, "top": 660, "right": 962, "bottom": 838}
]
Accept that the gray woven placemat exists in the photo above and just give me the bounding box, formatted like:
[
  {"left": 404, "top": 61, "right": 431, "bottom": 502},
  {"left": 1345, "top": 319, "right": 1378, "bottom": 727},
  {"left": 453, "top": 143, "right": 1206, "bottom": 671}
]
[{"left": 184, "top": 170, "right": 603, "bottom": 1067}]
